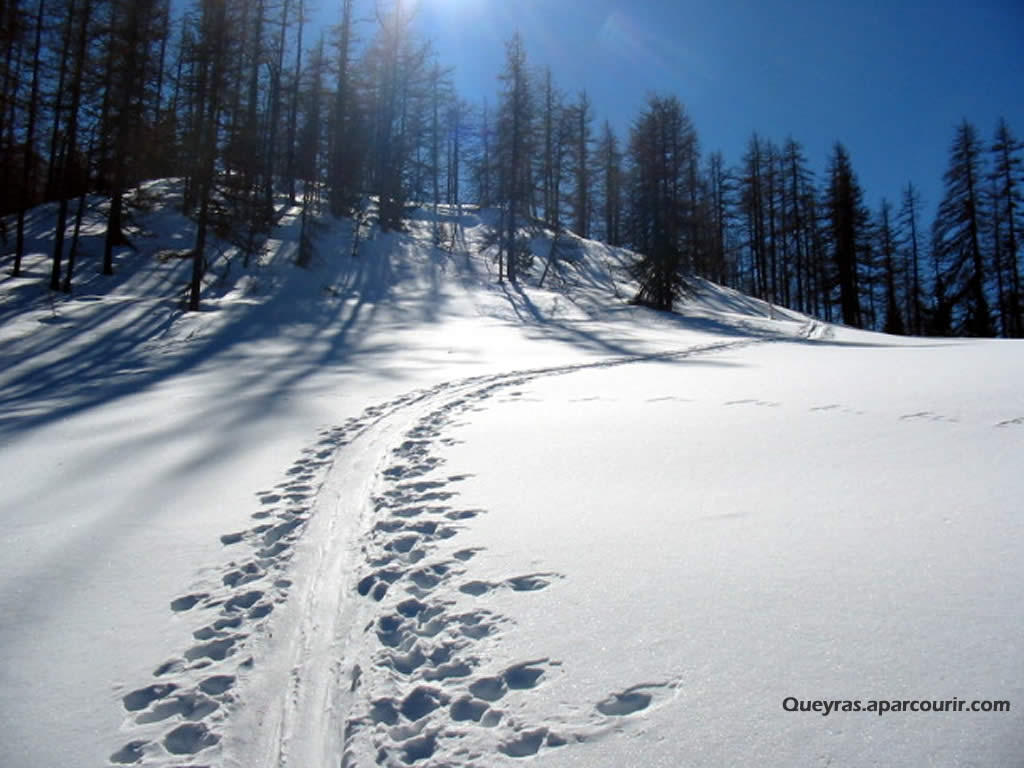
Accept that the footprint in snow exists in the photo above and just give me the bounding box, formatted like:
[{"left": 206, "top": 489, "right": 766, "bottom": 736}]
[
  {"left": 135, "top": 691, "right": 219, "bottom": 724},
  {"left": 499, "top": 727, "right": 549, "bottom": 758},
  {"left": 122, "top": 683, "right": 177, "bottom": 711},
  {"left": 458, "top": 572, "right": 561, "bottom": 596},
  {"left": 163, "top": 721, "right": 219, "bottom": 755},
  {"left": 467, "top": 660, "right": 549, "bottom": 702},
  {"left": 900, "top": 410, "right": 958, "bottom": 423},
  {"left": 109, "top": 740, "right": 147, "bottom": 764},
  {"left": 597, "top": 689, "right": 652, "bottom": 716},
  {"left": 596, "top": 680, "right": 682, "bottom": 718},
  {"left": 170, "top": 593, "right": 208, "bottom": 612}
]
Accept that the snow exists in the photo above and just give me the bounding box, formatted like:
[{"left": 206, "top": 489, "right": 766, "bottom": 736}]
[
  {"left": 425, "top": 341, "right": 1024, "bottom": 766},
  {"left": 1, "top": 183, "right": 1021, "bottom": 767}
]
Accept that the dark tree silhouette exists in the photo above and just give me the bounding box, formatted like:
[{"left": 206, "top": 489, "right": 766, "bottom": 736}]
[
  {"left": 825, "top": 142, "right": 868, "bottom": 327},
  {"left": 933, "top": 120, "right": 994, "bottom": 337},
  {"left": 627, "top": 95, "right": 698, "bottom": 311}
]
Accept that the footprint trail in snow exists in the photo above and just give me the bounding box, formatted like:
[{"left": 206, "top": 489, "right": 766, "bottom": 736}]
[
  {"left": 110, "top": 338, "right": 760, "bottom": 766},
  {"left": 342, "top": 373, "right": 686, "bottom": 766}
]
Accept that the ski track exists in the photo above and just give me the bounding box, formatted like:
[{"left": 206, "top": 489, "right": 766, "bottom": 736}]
[{"left": 108, "top": 335, "right": 773, "bottom": 767}]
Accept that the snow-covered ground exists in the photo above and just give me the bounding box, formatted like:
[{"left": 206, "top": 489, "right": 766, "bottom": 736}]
[{"left": 1, "top": 184, "right": 1021, "bottom": 767}]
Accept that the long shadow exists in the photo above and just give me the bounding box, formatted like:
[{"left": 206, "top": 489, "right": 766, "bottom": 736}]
[
  {"left": 0, "top": 204, "right": 766, "bottom": 633},
  {"left": 2, "top": 195, "right": 915, "bottom": 446},
  {"left": 0, "top": 211, "right": 450, "bottom": 634},
  {"left": 476, "top": 229, "right": 931, "bottom": 358},
  {"left": 493, "top": 276, "right": 784, "bottom": 361},
  {"left": 0, "top": 201, "right": 441, "bottom": 443}
]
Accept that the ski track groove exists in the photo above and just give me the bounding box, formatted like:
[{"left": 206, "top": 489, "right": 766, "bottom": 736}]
[{"left": 109, "top": 334, "right": 776, "bottom": 767}]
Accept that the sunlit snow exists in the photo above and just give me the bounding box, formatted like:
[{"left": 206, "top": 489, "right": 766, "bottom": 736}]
[{"left": 1, "top": 182, "right": 1021, "bottom": 767}]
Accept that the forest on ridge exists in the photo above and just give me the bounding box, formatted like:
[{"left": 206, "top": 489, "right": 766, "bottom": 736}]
[{"left": 1, "top": 0, "right": 1021, "bottom": 336}]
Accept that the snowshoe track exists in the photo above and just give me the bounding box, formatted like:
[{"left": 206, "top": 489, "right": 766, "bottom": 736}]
[{"left": 109, "top": 338, "right": 764, "bottom": 767}]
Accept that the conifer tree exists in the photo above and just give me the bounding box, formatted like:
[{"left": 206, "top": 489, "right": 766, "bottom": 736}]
[
  {"left": 989, "top": 118, "right": 1022, "bottom": 336},
  {"left": 627, "top": 95, "right": 697, "bottom": 311},
  {"left": 898, "top": 183, "right": 926, "bottom": 335},
  {"left": 50, "top": 0, "right": 94, "bottom": 292},
  {"left": 538, "top": 68, "right": 562, "bottom": 229},
  {"left": 102, "top": 0, "right": 167, "bottom": 276},
  {"left": 780, "top": 138, "right": 814, "bottom": 311},
  {"left": 825, "top": 142, "right": 868, "bottom": 327},
  {"left": 13, "top": 0, "right": 45, "bottom": 276},
  {"left": 597, "top": 121, "right": 623, "bottom": 247},
  {"left": 327, "top": 0, "right": 356, "bottom": 215},
  {"left": 495, "top": 31, "right": 533, "bottom": 282},
  {"left": 877, "top": 199, "right": 904, "bottom": 334},
  {"left": 570, "top": 90, "right": 593, "bottom": 239},
  {"left": 933, "top": 120, "right": 994, "bottom": 336},
  {"left": 738, "top": 134, "right": 767, "bottom": 298},
  {"left": 702, "top": 150, "right": 732, "bottom": 285},
  {"left": 284, "top": 0, "right": 305, "bottom": 204},
  {"left": 187, "top": 0, "right": 231, "bottom": 311}
]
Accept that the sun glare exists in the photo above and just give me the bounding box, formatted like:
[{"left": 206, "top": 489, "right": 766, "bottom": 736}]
[{"left": 424, "top": 0, "right": 479, "bottom": 15}]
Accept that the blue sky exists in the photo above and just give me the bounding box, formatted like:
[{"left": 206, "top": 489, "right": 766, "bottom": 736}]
[{"left": 319, "top": 0, "right": 1024, "bottom": 216}]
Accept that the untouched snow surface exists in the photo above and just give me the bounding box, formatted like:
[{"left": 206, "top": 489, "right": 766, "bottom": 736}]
[{"left": 1, "top": 184, "right": 1022, "bottom": 767}]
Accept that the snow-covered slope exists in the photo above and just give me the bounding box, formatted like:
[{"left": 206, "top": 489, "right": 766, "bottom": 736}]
[{"left": 1, "top": 185, "right": 1021, "bottom": 767}]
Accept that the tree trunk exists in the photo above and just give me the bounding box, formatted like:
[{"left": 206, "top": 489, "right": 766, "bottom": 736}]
[
  {"left": 45, "top": 0, "right": 76, "bottom": 201},
  {"left": 14, "top": 0, "right": 45, "bottom": 276},
  {"left": 62, "top": 144, "right": 91, "bottom": 293},
  {"left": 285, "top": 0, "right": 302, "bottom": 204},
  {"left": 51, "top": 0, "right": 92, "bottom": 290}
]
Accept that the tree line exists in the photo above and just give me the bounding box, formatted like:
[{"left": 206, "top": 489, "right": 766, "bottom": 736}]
[{"left": 1, "top": 0, "right": 1021, "bottom": 335}]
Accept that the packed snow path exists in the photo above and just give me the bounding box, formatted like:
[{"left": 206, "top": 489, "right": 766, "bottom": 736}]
[{"left": 107, "top": 338, "right": 765, "bottom": 767}]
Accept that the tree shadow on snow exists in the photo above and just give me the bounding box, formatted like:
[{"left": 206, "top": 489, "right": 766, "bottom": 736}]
[{"left": 0, "top": 200, "right": 452, "bottom": 444}]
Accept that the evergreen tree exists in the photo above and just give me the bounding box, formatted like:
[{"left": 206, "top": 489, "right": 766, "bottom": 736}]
[
  {"left": 13, "top": 0, "right": 45, "bottom": 276},
  {"left": 569, "top": 90, "right": 593, "bottom": 238},
  {"left": 472, "top": 100, "right": 493, "bottom": 208},
  {"left": 327, "top": 0, "right": 357, "bottom": 215},
  {"left": 877, "top": 198, "right": 904, "bottom": 334},
  {"left": 0, "top": 0, "right": 22, "bottom": 180},
  {"left": 989, "top": 118, "right": 1022, "bottom": 337},
  {"left": 780, "top": 138, "right": 814, "bottom": 312},
  {"left": 596, "top": 120, "right": 623, "bottom": 246},
  {"left": 295, "top": 35, "right": 326, "bottom": 192},
  {"left": 824, "top": 142, "right": 868, "bottom": 327},
  {"left": 702, "top": 150, "right": 733, "bottom": 285},
  {"left": 627, "top": 95, "right": 697, "bottom": 311},
  {"left": 495, "top": 31, "right": 533, "bottom": 282},
  {"left": 897, "top": 183, "right": 926, "bottom": 335},
  {"left": 284, "top": 0, "right": 305, "bottom": 204},
  {"left": 537, "top": 68, "right": 563, "bottom": 229},
  {"left": 50, "top": 0, "right": 95, "bottom": 292},
  {"left": 366, "top": 0, "right": 426, "bottom": 231},
  {"left": 737, "top": 134, "right": 768, "bottom": 298},
  {"left": 933, "top": 120, "right": 994, "bottom": 336},
  {"left": 262, "top": 0, "right": 294, "bottom": 221},
  {"left": 101, "top": 0, "right": 168, "bottom": 275},
  {"left": 445, "top": 98, "right": 468, "bottom": 210},
  {"left": 187, "top": 0, "right": 231, "bottom": 311},
  {"left": 426, "top": 58, "right": 453, "bottom": 243},
  {"left": 763, "top": 139, "right": 781, "bottom": 302}
]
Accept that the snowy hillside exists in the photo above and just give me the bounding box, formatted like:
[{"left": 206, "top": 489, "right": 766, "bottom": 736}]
[{"left": 1, "top": 184, "right": 1021, "bottom": 768}]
